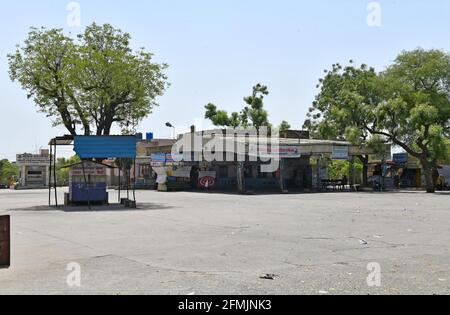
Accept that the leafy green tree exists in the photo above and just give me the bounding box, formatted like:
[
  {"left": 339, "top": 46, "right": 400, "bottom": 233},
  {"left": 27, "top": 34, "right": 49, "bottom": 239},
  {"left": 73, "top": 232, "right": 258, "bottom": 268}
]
[
  {"left": 55, "top": 156, "right": 81, "bottom": 185},
  {"left": 279, "top": 121, "right": 292, "bottom": 133},
  {"left": 229, "top": 112, "right": 241, "bottom": 129},
  {"left": 8, "top": 23, "right": 169, "bottom": 136},
  {"left": 204, "top": 84, "right": 271, "bottom": 131},
  {"left": 0, "top": 159, "right": 19, "bottom": 185},
  {"left": 204, "top": 103, "right": 231, "bottom": 127},
  {"left": 372, "top": 49, "right": 450, "bottom": 192},
  {"left": 304, "top": 62, "right": 385, "bottom": 186},
  {"left": 327, "top": 160, "right": 363, "bottom": 183},
  {"left": 243, "top": 84, "right": 270, "bottom": 131},
  {"left": 306, "top": 49, "right": 450, "bottom": 193}
]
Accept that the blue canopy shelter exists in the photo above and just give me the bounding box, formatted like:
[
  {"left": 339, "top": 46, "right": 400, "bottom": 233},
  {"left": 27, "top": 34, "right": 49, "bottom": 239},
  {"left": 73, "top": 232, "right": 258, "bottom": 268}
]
[
  {"left": 74, "top": 136, "right": 137, "bottom": 159},
  {"left": 49, "top": 135, "right": 138, "bottom": 209}
]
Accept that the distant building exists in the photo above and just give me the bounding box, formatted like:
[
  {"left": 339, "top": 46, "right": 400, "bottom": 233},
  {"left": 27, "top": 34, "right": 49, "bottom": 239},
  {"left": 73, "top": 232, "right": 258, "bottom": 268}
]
[{"left": 16, "top": 150, "right": 50, "bottom": 189}]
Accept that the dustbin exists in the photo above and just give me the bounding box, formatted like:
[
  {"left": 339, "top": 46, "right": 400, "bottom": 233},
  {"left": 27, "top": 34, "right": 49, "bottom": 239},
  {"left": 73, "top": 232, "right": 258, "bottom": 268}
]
[{"left": 0, "top": 215, "right": 10, "bottom": 268}]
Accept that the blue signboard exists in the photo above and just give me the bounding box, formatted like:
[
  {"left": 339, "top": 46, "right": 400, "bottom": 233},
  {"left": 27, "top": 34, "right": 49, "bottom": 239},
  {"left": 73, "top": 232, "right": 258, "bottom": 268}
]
[
  {"left": 151, "top": 153, "right": 185, "bottom": 164},
  {"left": 393, "top": 153, "right": 408, "bottom": 165}
]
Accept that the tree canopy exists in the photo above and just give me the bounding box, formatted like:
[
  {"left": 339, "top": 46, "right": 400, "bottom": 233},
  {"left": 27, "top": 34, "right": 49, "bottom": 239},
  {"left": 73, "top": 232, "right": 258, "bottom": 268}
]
[
  {"left": 306, "top": 49, "right": 450, "bottom": 192},
  {"left": 204, "top": 84, "right": 291, "bottom": 133},
  {"left": 8, "top": 23, "right": 169, "bottom": 136}
]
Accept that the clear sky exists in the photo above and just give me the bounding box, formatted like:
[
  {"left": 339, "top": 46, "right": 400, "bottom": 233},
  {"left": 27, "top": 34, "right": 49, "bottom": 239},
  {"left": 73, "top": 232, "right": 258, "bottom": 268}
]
[{"left": 0, "top": 0, "right": 449, "bottom": 159}]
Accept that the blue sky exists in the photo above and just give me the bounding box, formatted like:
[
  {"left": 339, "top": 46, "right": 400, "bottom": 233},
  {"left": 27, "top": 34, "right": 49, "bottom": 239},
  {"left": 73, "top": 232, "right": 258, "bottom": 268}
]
[{"left": 0, "top": 0, "right": 449, "bottom": 159}]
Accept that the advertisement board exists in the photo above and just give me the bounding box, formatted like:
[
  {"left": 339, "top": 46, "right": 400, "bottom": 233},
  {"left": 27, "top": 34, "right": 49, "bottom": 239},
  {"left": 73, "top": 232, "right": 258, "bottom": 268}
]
[
  {"left": 332, "top": 146, "right": 349, "bottom": 161},
  {"left": 198, "top": 171, "right": 217, "bottom": 189},
  {"left": 16, "top": 154, "right": 50, "bottom": 165},
  {"left": 393, "top": 153, "right": 408, "bottom": 165},
  {"left": 249, "top": 145, "right": 302, "bottom": 159}
]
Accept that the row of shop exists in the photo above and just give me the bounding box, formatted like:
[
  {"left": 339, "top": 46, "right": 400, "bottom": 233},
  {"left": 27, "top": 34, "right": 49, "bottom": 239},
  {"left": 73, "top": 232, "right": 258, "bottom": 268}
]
[
  {"left": 126, "top": 130, "right": 377, "bottom": 193},
  {"left": 13, "top": 130, "right": 449, "bottom": 193}
]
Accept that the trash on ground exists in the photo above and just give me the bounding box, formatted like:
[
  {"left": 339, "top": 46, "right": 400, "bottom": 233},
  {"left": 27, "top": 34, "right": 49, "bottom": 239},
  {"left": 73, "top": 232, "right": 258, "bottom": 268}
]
[{"left": 260, "top": 274, "right": 278, "bottom": 280}]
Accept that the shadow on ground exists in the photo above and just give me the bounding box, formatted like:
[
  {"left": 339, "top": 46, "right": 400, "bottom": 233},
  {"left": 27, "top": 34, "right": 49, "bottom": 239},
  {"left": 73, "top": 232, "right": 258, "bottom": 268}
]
[{"left": 8, "top": 203, "right": 175, "bottom": 213}]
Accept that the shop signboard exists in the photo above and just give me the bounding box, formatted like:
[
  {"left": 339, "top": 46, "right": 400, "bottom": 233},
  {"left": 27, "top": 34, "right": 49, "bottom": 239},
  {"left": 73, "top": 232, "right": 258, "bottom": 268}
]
[
  {"left": 16, "top": 154, "right": 50, "bottom": 166},
  {"left": 70, "top": 165, "right": 106, "bottom": 176},
  {"left": 393, "top": 153, "right": 408, "bottom": 165},
  {"left": 249, "top": 145, "right": 302, "bottom": 159},
  {"left": 332, "top": 146, "right": 349, "bottom": 161},
  {"left": 151, "top": 153, "right": 185, "bottom": 166},
  {"left": 198, "top": 171, "right": 217, "bottom": 189},
  {"left": 167, "top": 166, "right": 192, "bottom": 178}
]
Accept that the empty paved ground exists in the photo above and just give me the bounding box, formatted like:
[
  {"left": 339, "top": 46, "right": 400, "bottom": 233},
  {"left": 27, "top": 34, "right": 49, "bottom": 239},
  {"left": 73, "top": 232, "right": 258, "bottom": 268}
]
[{"left": 0, "top": 189, "right": 449, "bottom": 295}]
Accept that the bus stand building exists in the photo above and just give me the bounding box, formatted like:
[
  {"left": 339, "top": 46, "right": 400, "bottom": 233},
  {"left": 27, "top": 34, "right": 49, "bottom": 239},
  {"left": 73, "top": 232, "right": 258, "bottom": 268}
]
[{"left": 141, "top": 129, "right": 383, "bottom": 194}]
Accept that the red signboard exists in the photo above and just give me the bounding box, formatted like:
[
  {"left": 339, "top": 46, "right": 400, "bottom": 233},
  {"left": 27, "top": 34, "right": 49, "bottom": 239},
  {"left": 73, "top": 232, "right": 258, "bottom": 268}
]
[
  {"left": 0, "top": 216, "right": 10, "bottom": 268},
  {"left": 198, "top": 171, "right": 217, "bottom": 189}
]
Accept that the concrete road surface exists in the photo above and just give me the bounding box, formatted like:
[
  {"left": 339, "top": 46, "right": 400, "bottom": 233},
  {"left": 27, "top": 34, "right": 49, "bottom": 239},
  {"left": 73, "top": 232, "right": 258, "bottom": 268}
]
[{"left": 0, "top": 189, "right": 449, "bottom": 295}]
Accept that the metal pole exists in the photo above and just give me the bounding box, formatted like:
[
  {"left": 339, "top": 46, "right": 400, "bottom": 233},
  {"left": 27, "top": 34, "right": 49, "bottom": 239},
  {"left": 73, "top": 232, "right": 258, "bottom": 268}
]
[
  {"left": 127, "top": 168, "right": 130, "bottom": 200},
  {"left": 349, "top": 156, "right": 355, "bottom": 190},
  {"left": 317, "top": 157, "right": 322, "bottom": 192},
  {"left": 54, "top": 142, "right": 58, "bottom": 207},
  {"left": 81, "top": 160, "right": 91, "bottom": 210},
  {"left": 49, "top": 143, "right": 52, "bottom": 206},
  {"left": 133, "top": 158, "right": 137, "bottom": 202},
  {"left": 279, "top": 159, "right": 286, "bottom": 193},
  {"left": 118, "top": 168, "right": 121, "bottom": 203}
]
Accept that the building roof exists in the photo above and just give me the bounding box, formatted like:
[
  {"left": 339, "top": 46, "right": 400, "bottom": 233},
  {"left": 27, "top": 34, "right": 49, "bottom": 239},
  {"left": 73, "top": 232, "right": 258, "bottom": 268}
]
[
  {"left": 49, "top": 135, "right": 74, "bottom": 146},
  {"left": 61, "top": 160, "right": 116, "bottom": 169},
  {"left": 176, "top": 130, "right": 388, "bottom": 156},
  {"left": 137, "top": 139, "right": 177, "bottom": 147},
  {"left": 74, "top": 136, "right": 137, "bottom": 159}
]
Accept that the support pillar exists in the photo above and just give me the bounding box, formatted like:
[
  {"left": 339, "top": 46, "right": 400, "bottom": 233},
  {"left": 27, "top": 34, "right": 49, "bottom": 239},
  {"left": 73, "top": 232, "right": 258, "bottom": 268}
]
[
  {"left": 53, "top": 142, "right": 58, "bottom": 207},
  {"left": 237, "top": 162, "right": 244, "bottom": 194},
  {"left": 349, "top": 156, "right": 355, "bottom": 188},
  {"left": 279, "top": 159, "right": 287, "bottom": 193},
  {"left": 49, "top": 144, "right": 52, "bottom": 206},
  {"left": 316, "top": 157, "right": 322, "bottom": 191}
]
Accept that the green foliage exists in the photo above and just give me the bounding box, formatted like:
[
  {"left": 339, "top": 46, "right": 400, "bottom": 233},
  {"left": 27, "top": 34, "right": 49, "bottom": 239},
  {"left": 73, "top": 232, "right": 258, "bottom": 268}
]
[
  {"left": 375, "top": 49, "right": 450, "bottom": 166},
  {"left": 307, "top": 48, "right": 450, "bottom": 192},
  {"left": 0, "top": 160, "right": 19, "bottom": 185},
  {"left": 326, "top": 160, "right": 363, "bottom": 183},
  {"left": 8, "top": 23, "right": 169, "bottom": 136},
  {"left": 305, "top": 61, "right": 379, "bottom": 145},
  {"left": 115, "top": 158, "right": 133, "bottom": 171},
  {"left": 204, "top": 84, "right": 272, "bottom": 130},
  {"left": 230, "top": 112, "right": 241, "bottom": 129},
  {"left": 55, "top": 156, "right": 81, "bottom": 185},
  {"left": 204, "top": 103, "right": 232, "bottom": 127},
  {"left": 279, "top": 121, "right": 292, "bottom": 133},
  {"left": 243, "top": 84, "right": 270, "bottom": 130}
]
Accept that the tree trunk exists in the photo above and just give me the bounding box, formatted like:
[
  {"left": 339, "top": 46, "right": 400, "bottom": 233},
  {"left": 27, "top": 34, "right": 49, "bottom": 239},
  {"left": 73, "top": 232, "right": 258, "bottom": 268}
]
[
  {"left": 362, "top": 156, "right": 369, "bottom": 187},
  {"left": 421, "top": 161, "right": 436, "bottom": 193},
  {"left": 357, "top": 155, "right": 369, "bottom": 187}
]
